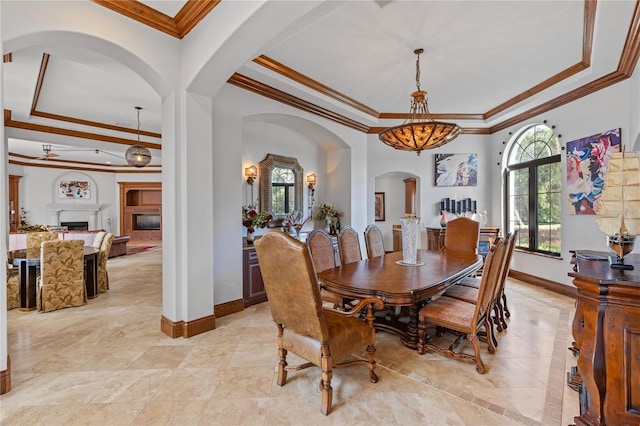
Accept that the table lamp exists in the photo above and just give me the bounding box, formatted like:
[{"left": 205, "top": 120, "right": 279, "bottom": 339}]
[{"left": 595, "top": 151, "right": 640, "bottom": 270}]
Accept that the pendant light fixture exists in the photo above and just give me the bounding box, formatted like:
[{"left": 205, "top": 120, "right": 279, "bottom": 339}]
[
  {"left": 378, "top": 49, "right": 462, "bottom": 156},
  {"left": 125, "top": 106, "right": 152, "bottom": 168}
]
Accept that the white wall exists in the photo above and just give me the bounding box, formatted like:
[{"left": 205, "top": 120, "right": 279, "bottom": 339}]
[
  {"left": 374, "top": 174, "right": 410, "bottom": 249},
  {"left": 491, "top": 80, "right": 634, "bottom": 286}
]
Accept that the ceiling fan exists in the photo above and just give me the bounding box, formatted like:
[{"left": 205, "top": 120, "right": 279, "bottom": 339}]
[{"left": 37, "top": 144, "right": 122, "bottom": 161}]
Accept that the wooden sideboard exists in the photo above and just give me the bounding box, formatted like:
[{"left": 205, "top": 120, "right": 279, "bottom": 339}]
[
  {"left": 118, "top": 182, "right": 162, "bottom": 242},
  {"left": 426, "top": 226, "right": 500, "bottom": 252},
  {"left": 243, "top": 240, "right": 267, "bottom": 308},
  {"left": 568, "top": 251, "right": 640, "bottom": 426}
]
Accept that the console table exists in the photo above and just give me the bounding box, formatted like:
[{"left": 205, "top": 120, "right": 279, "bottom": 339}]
[{"left": 568, "top": 251, "right": 640, "bottom": 425}]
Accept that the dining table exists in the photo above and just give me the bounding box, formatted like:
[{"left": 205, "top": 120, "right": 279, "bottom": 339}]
[
  {"left": 8, "top": 246, "right": 100, "bottom": 311},
  {"left": 317, "top": 249, "right": 483, "bottom": 349}
]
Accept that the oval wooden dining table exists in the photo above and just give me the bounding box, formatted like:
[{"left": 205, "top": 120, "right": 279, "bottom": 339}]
[
  {"left": 317, "top": 249, "right": 482, "bottom": 349},
  {"left": 8, "top": 246, "right": 100, "bottom": 311}
]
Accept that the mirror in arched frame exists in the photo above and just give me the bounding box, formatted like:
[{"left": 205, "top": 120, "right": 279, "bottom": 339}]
[{"left": 259, "top": 153, "right": 303, "bottom": 227}]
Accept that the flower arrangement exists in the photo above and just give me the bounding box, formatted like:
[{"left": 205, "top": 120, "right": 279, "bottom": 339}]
[
  {"left": 242, "top": 203, "right": 272, "bottom": 233},
  {"left": 315, "top": 204, "right": 344, "bottom": 221},
  {"left": 17, "top": 207, "right": 50, "bottom": 232}
]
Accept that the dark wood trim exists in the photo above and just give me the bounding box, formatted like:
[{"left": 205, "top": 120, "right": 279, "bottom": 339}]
[
  {"left": 161, "top": 315, "right": 183, "bottom": 338},
  {"left": 182, "top": 314, "right": 216, "bottom": 338},
  {"left": 509, "top": 270, "right": 577, "bottom": 298},
  {"left": 174, "top": 0, "right": 221, "bottom": 39},
  {"left": 8, "top": 159, "right": 161, "bottom": 173},
  {"left": 618, "top": 0, "right": 640, "bottom": 76},
  {"left": 91, "top": 0, "right": 219, "bottom": 39},
  {"left": 0, "top": 356, "right": 11, "bottom": 395},
  {"left": 4, "top": 114, "right": 161, "bottom": 150},
  {"left": 31, "top": 53, "right": 49, "bottom": 113},
  {"left": 31, "top": 111, "right": 161, "bottom": 138},
  {"left": 227, "top": 73, "right": 370, "bottom": 133},
  {"left": 214, "top": 299, "right": 244, "bottom": 318},
  {"left": 254, "top": 55, "right": 379, "bottom": 118}
]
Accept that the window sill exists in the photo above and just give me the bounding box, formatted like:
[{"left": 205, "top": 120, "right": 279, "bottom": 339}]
[{"left": 514, "top": 248, "right": 563, "bottom": 261}]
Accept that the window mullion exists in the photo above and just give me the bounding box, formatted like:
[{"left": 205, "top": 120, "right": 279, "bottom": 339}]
[{"left": 529, "top": 164, "right": 537, "bottom": 250}]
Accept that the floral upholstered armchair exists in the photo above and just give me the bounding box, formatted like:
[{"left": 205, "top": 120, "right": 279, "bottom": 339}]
[{"left": 37, "top": 239, "right": 86, "bottom": 313}]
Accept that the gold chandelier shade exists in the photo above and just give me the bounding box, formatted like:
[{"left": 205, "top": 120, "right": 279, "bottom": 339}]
[{"left": 379, "top": 49, "right": 462, "bottom": 156}]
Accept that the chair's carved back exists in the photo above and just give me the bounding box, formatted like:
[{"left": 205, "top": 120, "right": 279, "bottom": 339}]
[
  {"left": 443, "top": 218, "right": 480, "bottom": 254},
  {"left": 38, "top": 239, "right": 86, "bottom": 312},
  {"left": 26, "top": 232, "right": 58, "bottom": 250},
  {"left": 307, "top": 229, "right": 336, "bottom": 273},
  {"left": 494, "top": 231, "right": 517, "bottom": 299},
  {"left": 338, "top": 226, "right": 362, "bottom": 265},
  {"left": 254, "top": 231, "right": 328, "bottom": 342},
  {"left": 472, "top": 238, "right": 507, "bottom": 322},
  {"left": 92, "top": 231, "right": 107, "bottom": 249},
  {"left": 364, "top": 224, "right": 385, "bottom": 258}
]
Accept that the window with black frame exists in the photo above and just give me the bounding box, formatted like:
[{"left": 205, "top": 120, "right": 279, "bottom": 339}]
[
  {"left": 271, "top": 166, "right": 296, "bottom": 215},
  {"left": 504, "top": 123, "right": 561, "bottom": 256}
]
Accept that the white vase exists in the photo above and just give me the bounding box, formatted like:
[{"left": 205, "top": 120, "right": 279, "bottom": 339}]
[
  {"left": 246, "top": 231, "right": 254, "bottom": 243},
  {"left": 325, "top": 218, "right": 331, "bottom": 233},
  {"left": 400, "top": 216, "right": 421, "bottom": 265}
]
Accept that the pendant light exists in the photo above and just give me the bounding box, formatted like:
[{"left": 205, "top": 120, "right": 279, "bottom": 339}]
[{"left": 125, "top": 106, "right": 152, "bottom": 167}]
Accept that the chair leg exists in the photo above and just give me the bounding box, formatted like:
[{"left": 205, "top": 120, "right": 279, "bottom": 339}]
[
  {"left": 276, "top": 324, "right": 288, "bottom": 386},
  {"left": 467, "top": 334, "right": 486, "bottom": 374},
  {"left": 484, "top": 318, "right": 496, "bottom": 355},
  {"left": 366, "top": 343, "right": 378, "bottom": 383},
  {"left": 320, "top": 345, "right": 333, "bottom": 416},
  {"left": 493, "top": 303, "right": 503, "bottom": 333},
  {"left": 487, "top": 315, "right": 498, "bottom": 348},
  {"left": 502, "top": 290, "right": 511, "bottom": 318}
]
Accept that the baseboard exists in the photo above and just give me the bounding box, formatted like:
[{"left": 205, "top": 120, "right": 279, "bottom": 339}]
[
  {"left": 161, "top": 315, "right": 183, "bottom": 338},
  {"left": 214, "top": 299, "right": 244, "bottom": 318},
  {"left": 1, "top": 356, "right": 11, "bottom": 395},
  {"left": 183, "top": 314, "right": 216, "bottom": 338},
  {"left": 509, "top": 270, "right": 576, "bottom": 298}
]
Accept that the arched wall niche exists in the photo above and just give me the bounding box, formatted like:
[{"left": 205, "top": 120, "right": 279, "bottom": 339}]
[{"left": 374, "top": 171, "right": 421, "bottom": 250}]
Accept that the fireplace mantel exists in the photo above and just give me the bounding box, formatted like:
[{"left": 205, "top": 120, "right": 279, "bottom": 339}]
[
  {"left": 46, "top": 203, "right": 102, "bottom": 230},
  {"left": 46, "top": 203, "right": 102, "bottom": 212}
]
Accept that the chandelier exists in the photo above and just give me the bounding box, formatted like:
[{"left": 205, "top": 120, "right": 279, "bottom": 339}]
[
  {"left": 379, "top": 49, "right": 462, "bottom": 156},
  {"left": 125, "top": 106, "right": 152, "bottom": 168}
]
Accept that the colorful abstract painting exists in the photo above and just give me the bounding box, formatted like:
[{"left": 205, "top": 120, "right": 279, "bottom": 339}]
[
  {"left": 566, "top": 128, "right": 621, "bottom": 214},
  {"left": 434, "top": 153, "right": 478, "bottom": 187},
  {"left": 59, "top": 180, "right": 91, "bottom": 199}
]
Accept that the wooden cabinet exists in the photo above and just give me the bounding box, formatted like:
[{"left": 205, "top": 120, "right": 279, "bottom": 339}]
[
  {"left": 392, "top": 226, "right": 402, "bottom": 252},
  {"left": 426, "top": 226, "right": 500, "bottom": 252},
  {"left": 568, "top": 251, "right": 640, "bottom": 426},
  {"left": 118, "top": 182, "right": 162, "bottom": 242},
  {"left": 243, "top": 242, "right": 267, "bottom": 308},
  {"left": 403, "top": 177, "right": 416, "bottom": 215},
  {"left": 8, "top": 175, "right": 21, "bottom": 232}
]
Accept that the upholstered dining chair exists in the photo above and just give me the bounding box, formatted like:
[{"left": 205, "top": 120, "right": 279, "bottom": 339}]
[
  {"left": 6, "top": 264, "right": 20, "bottom": 310},
  {"left": 98, "top": 233, "right": 115, "bottom": 293},
  {"left": 456, "top": 231, "right": 518, "bottom": 332},
  {"left": 337, "top": 226, "right": 362, "bottom": 265},
  {"left": 26, "top": 231, "right": 58, "bottom": 250},
  {"left": 440, "top": 233, "right": 515, "bottom": 345},
  {"left": 92, "top": 231, "right": 107, "bottom": 249},
  {"left": 254, "top": 230, "right": 384, "bottom": 416},
  {"left": 308, "top": 228, "right": 348, "bottom": 309},
  {"left": 37, "top": 239, "right": 86, "bottom": 313},
  {"left": 364, "top": 224, "right": 385, "bottom": 258},
  {"left": 442, "top": 217, "right": 480, "bottom": 255},
  {"left": 417, "top": 237, "right": 507, "bottom": 374}
]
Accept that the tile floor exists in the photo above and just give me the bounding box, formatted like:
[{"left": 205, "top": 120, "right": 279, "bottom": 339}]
[{"left": 2, "top": 246, "right": 580, "bottom": 425}]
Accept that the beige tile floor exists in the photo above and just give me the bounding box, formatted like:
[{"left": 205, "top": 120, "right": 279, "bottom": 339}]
[{"left": 2, "top": 246, "right": 580, "bottom": 425}]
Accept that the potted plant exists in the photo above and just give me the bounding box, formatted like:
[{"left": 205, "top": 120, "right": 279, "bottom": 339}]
[
  {"left": 315, "top": 204, "right": 344, "bottom": 234},
  {"left": 242, "top": 203, "right": 272, "bottom": 243}
]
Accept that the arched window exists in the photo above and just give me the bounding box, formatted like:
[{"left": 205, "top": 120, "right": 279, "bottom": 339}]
[
  {"left": 271, "top": 166, "right": 296, "bottom": 215},
  {"left": 504, "top": 123, "right": 561, "bottom": 255}
]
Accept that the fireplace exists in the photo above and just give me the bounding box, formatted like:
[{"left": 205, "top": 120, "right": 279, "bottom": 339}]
[{"left": 61, "top": 221, "right": 89, "bottom": 231}]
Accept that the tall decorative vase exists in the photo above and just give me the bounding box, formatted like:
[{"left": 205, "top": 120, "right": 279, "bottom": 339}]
[
  {"left": 440, "top": 210, "right": 448, "bottom": 228},
  {"left": 246, "top": 231, "right": 254, "bottom": 244},
  {"left": 325, "top": 218, "right": 331, "bottom": 233},
  {"left": 400, "top": 216, "right": 421, "bottom": 265}
]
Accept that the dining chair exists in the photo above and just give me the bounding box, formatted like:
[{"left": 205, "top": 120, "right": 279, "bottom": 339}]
[
  {"left": 25, "top": 231, "right": 58, "bottom": 250},
  {"left": 254, "top": 230, "right": 384, "bottom": 416},
  {"left": 6, "top": 264, "right": 20, "bottom": 310},
  {"left": 442, "top": 217, "right": 480, "bottom": 255},
  {"left": 37, "top": 239, "right": 86, "bottom": 313},
  {"left": 364, "top": 224, "right": 385, "bottom": 258},
  {"left": 417, "top": 237, "right": 507, "bottom": 374},
  {"left": 337, "top": 226, "right": 362, "bottom": 265},
  {"left": 98, "top": 233, "right": 115, "bottom": 293},
  {"left": 457, "top": 231, "right": 518, "bottom": 332},
  {"left": 92, "top": 231, "right": 107, "bottom": 249},
  {"left": 307, "top": 228, "right": 348, "bottom": 309}
]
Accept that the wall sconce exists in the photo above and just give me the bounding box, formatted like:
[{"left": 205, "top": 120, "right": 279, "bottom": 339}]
[
  {"left": 307, "top": 173, "right": 317, "bottom": 195},
  {"left": 245, "top": 165, "right": 257, "bottom": 185}
]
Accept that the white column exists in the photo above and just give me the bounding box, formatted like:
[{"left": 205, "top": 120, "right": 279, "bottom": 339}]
[{"left": 49, "top": 210, "right": 60, "bottom": 226}]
